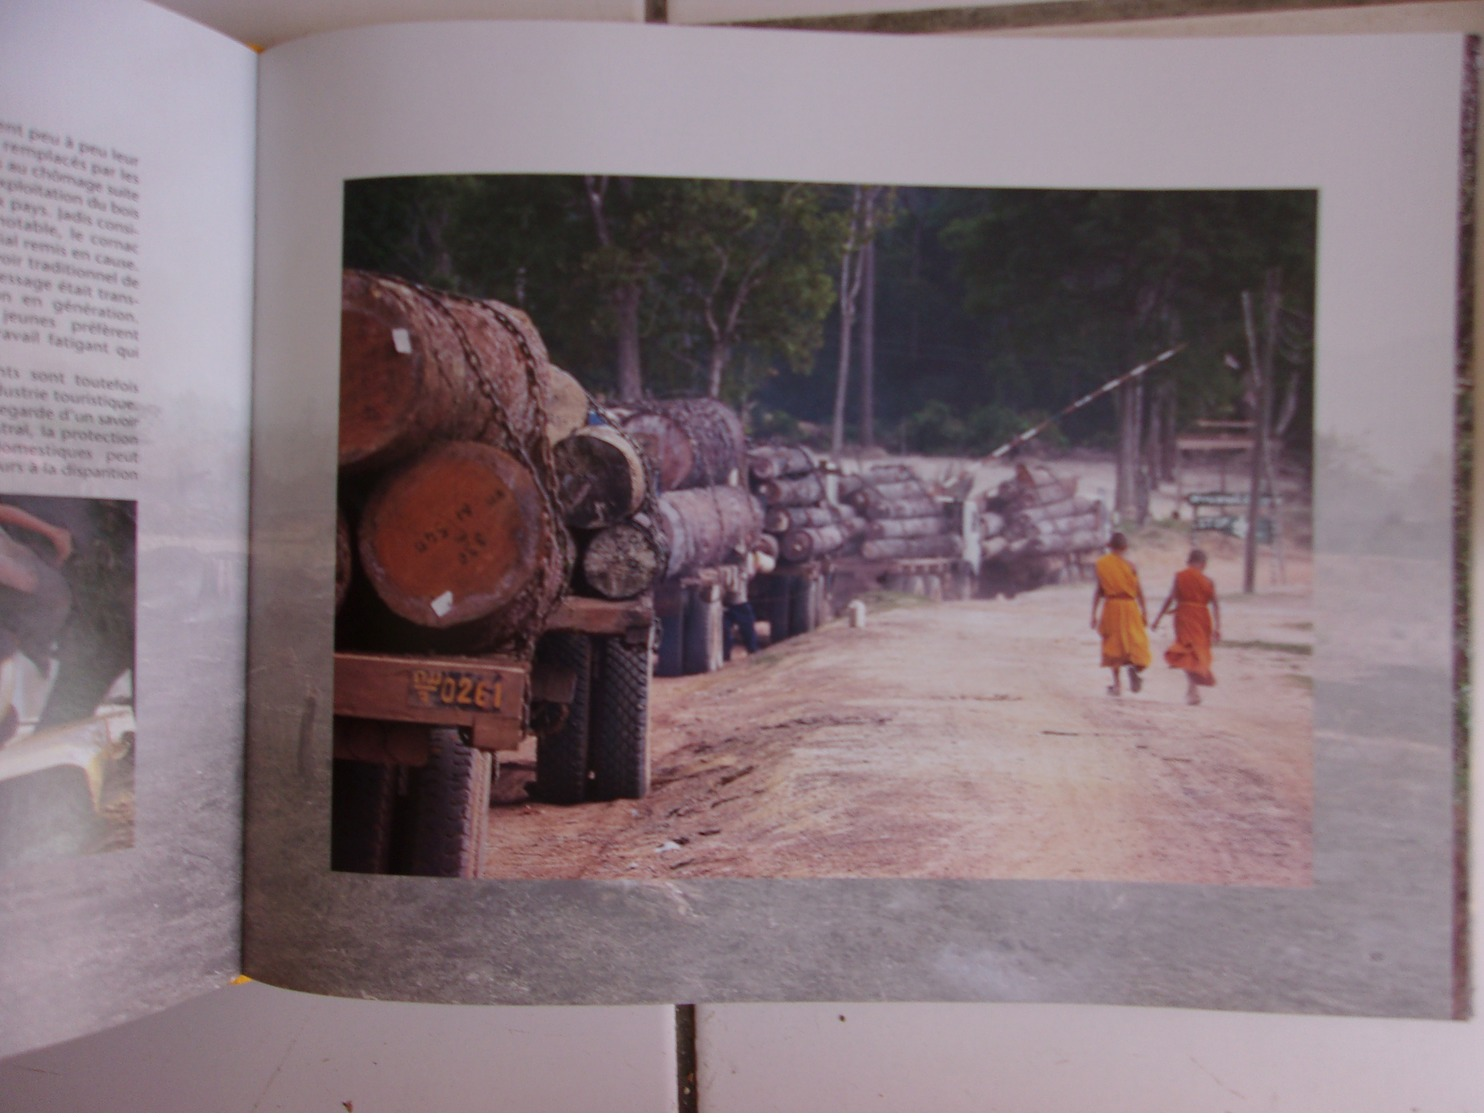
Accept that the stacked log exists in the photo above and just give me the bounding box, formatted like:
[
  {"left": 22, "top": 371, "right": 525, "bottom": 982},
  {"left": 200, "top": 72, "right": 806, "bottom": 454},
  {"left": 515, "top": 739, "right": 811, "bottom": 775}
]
[
  {"left": 748, "top": 446, "right": 859, "bottom": 564},
  {"left": 979, "top": 463, "right": 1106, "bottom": 594},
  {"left": 656, "top": 487, "right": 765, "bottom": 580},
  {"left": 339, "top": 270, "right": 551, "bottom": 475},
  {"left": 844, "top": 464, "right": 959, "bottom": 563},
  {"left": 619, "top": 398, "right": 746, "bottom": 492},
  {"left": 336, "top": 271, "right": 570, "bottom": 652}
]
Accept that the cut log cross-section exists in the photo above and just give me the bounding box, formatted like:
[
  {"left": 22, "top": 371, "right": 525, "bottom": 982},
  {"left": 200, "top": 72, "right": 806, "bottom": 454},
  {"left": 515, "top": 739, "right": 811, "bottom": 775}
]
[
  {"left": 554, "top": 425, "right": 648, "bottom": 529},
  {"left": 580, "top": 519, "right": 665, "bottom": 600},
  {"left": 358, "top": 441, "right": 556, "bottom": 634}
]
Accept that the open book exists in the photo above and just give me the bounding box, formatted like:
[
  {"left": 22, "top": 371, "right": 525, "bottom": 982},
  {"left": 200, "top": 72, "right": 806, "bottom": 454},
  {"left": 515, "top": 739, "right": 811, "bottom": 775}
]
[{"left": 0, "top": 0, "right": 1471, "bottom": 1058}]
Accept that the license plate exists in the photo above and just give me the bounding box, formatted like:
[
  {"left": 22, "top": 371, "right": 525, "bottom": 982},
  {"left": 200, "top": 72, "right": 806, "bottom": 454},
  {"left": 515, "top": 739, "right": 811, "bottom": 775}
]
[{"left": 407, "top": 668, "right": 505, "bottom": 713}]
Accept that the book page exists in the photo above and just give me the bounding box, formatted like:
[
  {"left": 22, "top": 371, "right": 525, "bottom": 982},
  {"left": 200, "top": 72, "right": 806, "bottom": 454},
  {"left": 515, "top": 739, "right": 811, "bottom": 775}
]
[
  {"left": 247, "top": 21, "right": 1465, "bottom": 1016},
  {"left": 0, "top": 0, "right": 256, "bottom": 1057}
]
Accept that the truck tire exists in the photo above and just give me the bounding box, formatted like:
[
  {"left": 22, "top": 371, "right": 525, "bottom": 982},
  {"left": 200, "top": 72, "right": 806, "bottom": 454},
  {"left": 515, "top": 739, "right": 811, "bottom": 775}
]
[
  {"left": 655, "top": 604, "right": 685, "bottom": 678},
  {"left": 787, "top": 572, "right": 816, "bottom": 637},
  {"left": 587, "top": 630, "right": 652, "bottom": 801},
  {"left": 681, "top": 589, "right": 722, "bottom": 675},
  {"left": 399, "top": 728, "right": 490, "bottom": 879},
  {"left": 761, "top": 575, "right": 790, "bottom": 646},
  {"left": 331, "top": 758, "right": 398, "bottom": 874},
  {"left": 531, "top": 631, "right": 592, "bottom": 804}
]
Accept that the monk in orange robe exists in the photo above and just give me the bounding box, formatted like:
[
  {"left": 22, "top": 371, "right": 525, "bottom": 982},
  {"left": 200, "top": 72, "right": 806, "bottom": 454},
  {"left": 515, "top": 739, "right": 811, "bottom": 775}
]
[
  {"left": 1152, "top": 548, "right": 1221, "bottom": 705},
  {"left": 1090, "top": 532, "right": 1150, "bottom": 696}
]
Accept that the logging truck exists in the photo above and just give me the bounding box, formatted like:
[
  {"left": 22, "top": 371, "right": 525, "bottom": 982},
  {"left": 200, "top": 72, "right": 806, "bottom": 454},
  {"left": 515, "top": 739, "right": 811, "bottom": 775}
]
[
  {"left": 748, "top": 455, "right": 978, "bottom": 620},
  {"left": 329, "top": 271, "right": 661, "bottom": 878},
  {"left": 613, "top": 400, "right": 765, "bottom": 678}
]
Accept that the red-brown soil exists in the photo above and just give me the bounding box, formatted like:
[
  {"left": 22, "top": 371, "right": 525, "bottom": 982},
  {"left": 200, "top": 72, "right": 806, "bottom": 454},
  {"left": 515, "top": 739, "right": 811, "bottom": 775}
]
[{"left": 481, "top": 527, "right": 1313, "bottom": 886}]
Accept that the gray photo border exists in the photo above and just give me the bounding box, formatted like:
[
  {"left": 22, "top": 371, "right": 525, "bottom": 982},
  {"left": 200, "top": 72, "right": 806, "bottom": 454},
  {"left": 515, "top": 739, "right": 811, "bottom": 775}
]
[{"left": 243, "top": 24, "right": 1469, "bottom": 1019}]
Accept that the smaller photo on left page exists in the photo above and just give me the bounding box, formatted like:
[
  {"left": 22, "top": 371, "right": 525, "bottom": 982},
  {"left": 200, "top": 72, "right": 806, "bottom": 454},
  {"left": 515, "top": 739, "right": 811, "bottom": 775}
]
[{"left": 0, "top": 494, "right": 136, "bottom": 872}]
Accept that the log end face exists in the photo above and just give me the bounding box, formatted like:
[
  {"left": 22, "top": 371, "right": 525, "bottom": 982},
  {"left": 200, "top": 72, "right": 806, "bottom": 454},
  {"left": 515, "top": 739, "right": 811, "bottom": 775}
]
[{"left": 359, "top": 444, "right": 547, "bottom": 629}]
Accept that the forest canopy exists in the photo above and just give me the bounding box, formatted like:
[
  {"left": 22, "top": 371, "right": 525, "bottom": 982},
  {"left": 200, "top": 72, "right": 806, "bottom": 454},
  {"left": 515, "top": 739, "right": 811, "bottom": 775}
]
[{"left": 343, "top": 175, "right": 1315, "bottom": 456}]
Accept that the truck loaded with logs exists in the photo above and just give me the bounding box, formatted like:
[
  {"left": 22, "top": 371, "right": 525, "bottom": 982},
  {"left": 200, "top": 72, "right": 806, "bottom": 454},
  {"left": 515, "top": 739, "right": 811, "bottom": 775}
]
[
  {"left": 743, "top": 453, "right": 983, "bottom": 635},
  {"left": 746, "top": 446, "right": 845, "bottom": 641},
  {"left": 977, "top": 463, "right": 1107, "bottom": 598},
  {"left": 331, "top": 270, "right": 669, "bottom": 876},
  {"left": 609, "top": 399, "right": 766, "bottom": 678}
]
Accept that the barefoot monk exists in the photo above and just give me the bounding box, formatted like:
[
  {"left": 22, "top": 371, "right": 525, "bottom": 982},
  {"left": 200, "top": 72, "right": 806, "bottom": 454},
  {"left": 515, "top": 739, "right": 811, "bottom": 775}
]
[
  {"left": 1090, "top": 532, "right": 1151, "bottom": 696},
  {"left": 1152, "top": 548, "right": 1221, "bottom": 705}
]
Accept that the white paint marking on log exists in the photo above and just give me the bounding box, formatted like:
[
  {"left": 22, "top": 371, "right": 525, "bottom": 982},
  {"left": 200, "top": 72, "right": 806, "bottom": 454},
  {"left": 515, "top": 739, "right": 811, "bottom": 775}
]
[
  {"left": 392, "top": 327, "right": 412, "bottom": 354},
  {"left": 431, "top": 590, "right": 455, "bottom": 617}
]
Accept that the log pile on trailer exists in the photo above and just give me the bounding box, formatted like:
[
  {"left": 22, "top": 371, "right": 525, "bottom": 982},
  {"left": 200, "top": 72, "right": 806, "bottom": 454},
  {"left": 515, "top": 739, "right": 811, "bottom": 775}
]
[
  {"left": 978, "top": 463, "right": 1107, "bottom": 598},
  {"left": 614, "top": 398, "right": 762, "bottom": 678},
  {"left": 332, "top": 270, "right": 659, "bottom": 874},
  {"left": 824, "top": 463, "right": 976, "bottom": 602},
  {"left": 750, "top": 446, "right": 861, "bottom": 564},
  {"left": 841, "top": 464, "right": 959, "bottom": 565},
  {"left": 747, "top": 446, "right": 852, "bottom": 643}
]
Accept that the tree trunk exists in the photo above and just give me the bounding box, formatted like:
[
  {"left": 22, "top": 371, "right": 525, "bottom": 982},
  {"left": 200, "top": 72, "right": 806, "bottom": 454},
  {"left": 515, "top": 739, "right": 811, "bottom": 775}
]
[
  {"left": 619, "top": 398, "right": 746, "bottom": 492},
  {"left": 706, "top": 341, "right": 730, "bottom": 399},
  {"left": 764, "top": 504, "right": 839, "bottom": 533},
  {"left": 866, "top": 516, "right": 947, "bottom": 540},
  {"left": 613, "top": 283, "right": 643, "bottom": 402},
  {"left": 854, "top": 495, "right": 939, "bottom": 521},
  {"left": 830, "top": 245, "right": 857, "bottom": 454},
  {"left": 747, "top": 445, "right": 815, "bottom": 482},
  {"left": 339, "top": 270, "right": 551, "bottom": 474},
  {"left": 781, "top": 524, "right": 851, "bottom": 562},
  {"left": 656, "top": 487, "right": 764, "bottom": 579},
  {"left": 757, "top": 473, "right": 826, "bottom": 508}
]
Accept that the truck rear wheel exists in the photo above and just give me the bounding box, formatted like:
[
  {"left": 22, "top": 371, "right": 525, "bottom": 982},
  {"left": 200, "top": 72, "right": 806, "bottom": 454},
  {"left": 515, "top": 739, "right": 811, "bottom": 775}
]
[
  {"left": 681, "top": 589, "right": 722, "bottom": 675},
  {"left": 762, "top": 575, "right": 789, "bottom": 646},
  {"left": 531, "top": 631, "right": 592, "bottom": 805},
  {"left": 398, "top": 728, "right": 491, "bottom": 879},
  {"left": 787, "top": 572, "right": 817, "bottom": 637},
  {"left": 587, "top": 630, "right": 652, "bottom": 801},
  {"left": 655, "top": 604, "right": 685, "bottom": 678},
  {"left": 330, "top": 758, "right": 398, "bottom": 874}
]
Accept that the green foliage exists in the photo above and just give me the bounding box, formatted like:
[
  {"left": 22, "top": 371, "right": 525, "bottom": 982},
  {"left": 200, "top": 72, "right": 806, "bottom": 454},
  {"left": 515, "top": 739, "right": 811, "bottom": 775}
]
[
  {"left": 903, "top": 398, "right": 1064, "bottom": 455},
  {"left": 343, "top": 177, "right": 1317, "bottom": 449}
]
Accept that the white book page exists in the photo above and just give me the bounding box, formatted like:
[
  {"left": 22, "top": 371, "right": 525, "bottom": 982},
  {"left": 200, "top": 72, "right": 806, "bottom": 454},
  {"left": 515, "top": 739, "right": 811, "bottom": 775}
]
[
  {"left": 0, "top": 0, "right": 256, "bottom": 1057},
  {"left": 248, "top": 22, "right": 1463, "bottom": 1015}
]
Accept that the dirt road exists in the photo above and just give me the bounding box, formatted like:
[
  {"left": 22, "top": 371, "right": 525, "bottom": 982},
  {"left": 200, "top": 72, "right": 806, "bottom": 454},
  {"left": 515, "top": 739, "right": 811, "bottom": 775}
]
[{"left": 482, "top": 537, "right": 1313, "bottom": 886}]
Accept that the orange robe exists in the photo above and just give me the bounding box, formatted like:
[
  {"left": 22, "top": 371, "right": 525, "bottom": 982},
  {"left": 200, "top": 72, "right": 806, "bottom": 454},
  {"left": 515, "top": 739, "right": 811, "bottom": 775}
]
[
  {"left": 1163, "top": 567, "right": 1216, "bottom": 686},
  {"left": 1094, "top": 553, "right": 1151, "bottom": 669}
]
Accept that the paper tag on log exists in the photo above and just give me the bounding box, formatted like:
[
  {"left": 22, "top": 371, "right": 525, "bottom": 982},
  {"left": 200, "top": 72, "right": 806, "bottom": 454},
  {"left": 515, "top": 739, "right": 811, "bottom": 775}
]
[
  {"left": 431, "top": 590, "right": 454, "bottom": 617},
  {"left": 392, "top": 328, "right": 412, "bottom": 354}
]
